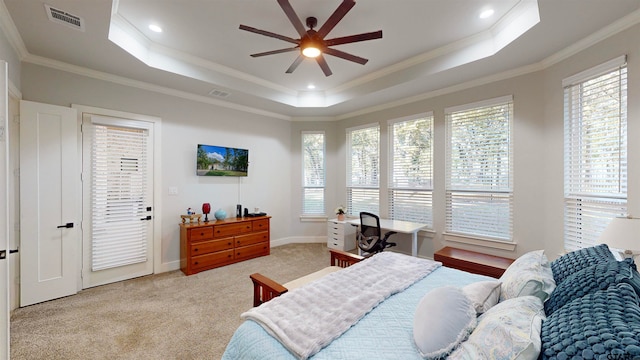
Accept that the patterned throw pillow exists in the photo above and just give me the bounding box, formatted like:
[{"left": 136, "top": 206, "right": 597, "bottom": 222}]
[
  {"left": 549, "top": 243, "right": 615, "bottom": 285},
  {"left": 540, "top": 282, "right": 640, "bottom": 360},
  {"left": 499, "top": 250, "right": 555, "bottom": 302},
  {"left": 449, "top": 296, "right": 545, "bottom": 360}
]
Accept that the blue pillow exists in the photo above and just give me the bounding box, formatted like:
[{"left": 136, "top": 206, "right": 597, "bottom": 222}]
[
  {"left": 550, "top": 244, "right": 615, "bottom": 285},
  {"left": 540, "top": 282, "right": 640, "bottom": 360},
  {"left": 544, "top": 258, "right": 638, "bottom": 315}
]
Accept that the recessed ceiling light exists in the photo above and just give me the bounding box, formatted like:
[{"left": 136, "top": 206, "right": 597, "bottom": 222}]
[
  {"left": 307, "top": 84, "right": 316, "bottom": 90},
  {"left": 149, "top": 24, "right": 163, "bottom": 33},
  {"left": 479, "top": 9, "right": 495, "bottom": 19}
]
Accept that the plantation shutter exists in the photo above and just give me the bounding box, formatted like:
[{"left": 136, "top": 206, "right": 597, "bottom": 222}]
[
  {"left": 92, "top": 123, "right": 149, "bottom": 271},
  {"left": 445, "top": 96, "right": 513, "bottom": 241},
  {"left": 563, "top": 56, "right": 627, "bottom": 251},
  {"left": 302, "top": 131, "right": 325, "bottom": 215},
  {"left": 347, "top": 124, "right": 379, "bottom": 215},
  {"left": 388, "top": 114, "right": 433, "bottom": 226}
]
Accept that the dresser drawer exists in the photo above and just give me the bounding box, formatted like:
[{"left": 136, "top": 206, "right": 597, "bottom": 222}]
[
  {"left": 235, "top": 231, "right": 269, "bottom": 247},
  {"left": 213, "top": 222, "right": 252, "bottom": 238},
  {"left": 235, "top": 242, "right": 270, "bottom": 262},
  {"left": 327, "top": 238, "right": 344, "bottom": 250},
  {"left": 327, "top": 224, "right": 345, "bottom": 237},
  {"left": 190, "top": 238, "right": 233, "bottom": 256},
  {"left": 252, "top": 218, "right": 270, "bottom": 231},
  {"left": 191, "top": 249, "right": 234, "bottom": 270},
  {"left": 189, "top": 227, "right": 214, "bottom": 242}
]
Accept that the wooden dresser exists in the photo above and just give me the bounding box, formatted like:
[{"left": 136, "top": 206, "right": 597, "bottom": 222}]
[{"left": 180, "top": 216, "right": 271, "bottom": 275}]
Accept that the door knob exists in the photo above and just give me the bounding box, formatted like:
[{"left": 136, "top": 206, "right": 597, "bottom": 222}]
[{"left": 57, "top": 222, "right": 74, "bottom": 229}]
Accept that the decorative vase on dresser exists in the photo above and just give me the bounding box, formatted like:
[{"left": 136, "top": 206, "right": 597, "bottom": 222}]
[
  {"left": 327, "top": 218, "right": 356, "bottom": 251},
  {"left": 179, "top": 216, "right": 271, "bottom": 275}
]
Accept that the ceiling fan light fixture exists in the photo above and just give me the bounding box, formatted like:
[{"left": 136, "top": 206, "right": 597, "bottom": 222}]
[{"left": 302, "top": 46, "right": 321, "bottom": 58}]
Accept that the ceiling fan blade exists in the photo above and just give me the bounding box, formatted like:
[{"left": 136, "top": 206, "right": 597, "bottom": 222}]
[
  {"left": 323, "top": 47, "right": 368, "bottom": 65},
  {"left": 325, "top": 30, "right": 383, "bottom": 47},
  {"left": 239, "top": 24, "right": 299, "bottom": 45},
  {"left": 250, "top": 47, "right": 300, "bottom": 57},
  {"left": 316, "top": 0, "right": 356, "bottom": 39},
  {"left": 277, "top": 0, "right": 307, "bottom": 37},
  {"left": 316, "top": 55, "right": 333, "bottom": 76},
  {"left": 286, "top": 55, "right": 305, "bottom": 73}
]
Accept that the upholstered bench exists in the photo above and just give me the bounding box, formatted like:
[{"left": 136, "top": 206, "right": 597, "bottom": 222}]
[
  {"left": 434, "top": 246, "right": 514, "bottom": 278},
  {"left": 250, "top": 249, "right": 363, "bottom": 306}
]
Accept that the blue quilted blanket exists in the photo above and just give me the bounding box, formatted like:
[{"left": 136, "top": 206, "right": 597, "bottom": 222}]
[{"left": 223, "top": 265, "right": 491, "bottom": 359}]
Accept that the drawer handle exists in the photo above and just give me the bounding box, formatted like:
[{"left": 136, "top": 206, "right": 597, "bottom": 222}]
[
  {"left": 200, "top": 232, "right": 204, "bottom": 236},
  {"left": 194, "top": 261, "right": 198, "bottom": 265},
  {"left": 228, "top": 242, "right": 232, "bottom": 246},
  {"left": 194, "top": 248, "right": 198, "bottom": 252}
]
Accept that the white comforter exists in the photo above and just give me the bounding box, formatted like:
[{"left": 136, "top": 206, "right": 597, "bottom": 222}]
[{"left": 240, "top": 252, "right": 441, "bottom": 359}]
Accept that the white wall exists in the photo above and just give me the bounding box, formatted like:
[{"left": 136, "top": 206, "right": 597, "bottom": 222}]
[
  {"left": 0, "top": 23, "right": 20, "bottom": 89},
  {"left": 336, "top": 22, "right": 640, "bottom": 260},
  {"left": 12, "top": 20, "right": 640, "bottom": 276},
  {"left": 20, "top": 63, "right": 292, "bottom": 269}
]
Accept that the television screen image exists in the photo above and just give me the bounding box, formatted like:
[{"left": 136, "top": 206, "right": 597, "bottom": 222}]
[{"left": 197, "top": 144, "right": 249, "bottom": 176}]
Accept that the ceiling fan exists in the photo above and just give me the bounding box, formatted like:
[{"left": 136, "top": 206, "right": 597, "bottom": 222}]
[{"left": 239, "top": 0, "right": 382, "bottom": 76}]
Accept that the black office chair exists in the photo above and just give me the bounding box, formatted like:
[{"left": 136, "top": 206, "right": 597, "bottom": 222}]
[{"left": 356, "top": 212, "right": 397, "bottom": 255}]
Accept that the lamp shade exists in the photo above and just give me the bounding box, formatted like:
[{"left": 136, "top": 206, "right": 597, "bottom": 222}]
[{"left": 597, "top": 217, "right": 640, "bottom": 258}]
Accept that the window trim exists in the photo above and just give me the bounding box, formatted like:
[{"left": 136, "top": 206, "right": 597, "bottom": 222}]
[
  {"left": 346, "top": 123, "right": 380, "bottom": 216},
  {"left": 563, "top": 57, "right": 628, "bottom": 251},
  {"left": 301, "top": 130, "right": 326, "bottom": 217},
  {"left": 445, "top": 95, "right": 514, "bottom": 243},
  {"left": 387, "top": 112, "right": 434, "bottom": 227}
]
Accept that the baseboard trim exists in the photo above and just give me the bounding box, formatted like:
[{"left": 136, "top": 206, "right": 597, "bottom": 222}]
[{"left": 158, "top": 236, "right": 327, "bottom": 273}]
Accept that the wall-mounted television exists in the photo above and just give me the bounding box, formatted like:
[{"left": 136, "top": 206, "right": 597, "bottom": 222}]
[{"left": 197, "top": 144, "right": 249, "bottom": 177}]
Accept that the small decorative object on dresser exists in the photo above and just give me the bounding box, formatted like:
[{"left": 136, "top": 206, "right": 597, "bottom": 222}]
[
  {"left": 335, "top": 205, "right": 346, "bottom": 221},
  {"left": 202, "top": 203, "right": 211, "bottom": 222},
  {"left": 180, "top": 216, "right": 271, "bottom": 275},
  {"left": 215, "top": 208, "right": 227, "bottom": 220}
]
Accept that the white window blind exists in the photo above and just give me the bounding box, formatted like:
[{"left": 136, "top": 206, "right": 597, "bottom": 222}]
[
  {"left": 92, "top": 124, "right": 148, "bottom": 271},
  {"left": 347, "top": 124, "right": 379, "bottom": 215},
  {"left": 564, "top": 57, "right": 627, "bottom": 251},
  {"left": 388, "top": 114, "right": 433, "bottom": 225},
  {"left": 445, "top": 96, "right": 513, "bottom": 241},
  {"left": 302, "top": 131, "right": 325, "bottom": 215}
]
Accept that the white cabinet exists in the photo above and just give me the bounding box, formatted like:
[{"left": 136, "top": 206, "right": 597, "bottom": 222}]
[{"left": 327, "top": 219, "right": 356, "bottom": 251}]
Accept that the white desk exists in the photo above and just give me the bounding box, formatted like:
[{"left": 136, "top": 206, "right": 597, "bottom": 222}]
[{"left": 348, "top": 218, "right": 427, "bottom": 257}]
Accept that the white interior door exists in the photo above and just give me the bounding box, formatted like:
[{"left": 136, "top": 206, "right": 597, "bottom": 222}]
[
  {"left": 19, "top": 100, "right": 78, "bottom": 307},
  {"left": 82, "top": 114, "right": 154, "bottom": 288},
  {"left": 0, "top": 60, "right": 10, "bottom": 360}
]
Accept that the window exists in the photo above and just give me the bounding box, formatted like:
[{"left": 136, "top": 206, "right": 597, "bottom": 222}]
[
  {"left": 445, "top": 96, "right": 513, "bottom": 241},
  {"left": 347, "top": 124, "right": 379, "bottom": 215},
  {"left": 302, "top": 131, "right": 325, "bottom": 215},
  {"left": 564, "top": 56, "right": 627, "bottom": 251},
  {"left": 388, "top": 114, "right": 434, "bottom": 226}
]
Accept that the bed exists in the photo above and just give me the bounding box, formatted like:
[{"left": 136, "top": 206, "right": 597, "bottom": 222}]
[{"left": 222, "top": 244, "right": 640, "bottom": 360}]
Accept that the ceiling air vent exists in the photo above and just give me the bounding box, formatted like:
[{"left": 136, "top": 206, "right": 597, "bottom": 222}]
[
  {"left": 44, "top": 4, "right": 85, "bottom": 32},
  {"left": 208, "top": 89, "right": 230, "bottom": 98}
]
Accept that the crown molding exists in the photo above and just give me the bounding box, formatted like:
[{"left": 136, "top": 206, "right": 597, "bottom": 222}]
[
  {"left": 23, "top": 54, "right": 291, "bottom": 121},
  {"left": 0, "top": 0, "right": 28, "bottom": 59},
  {"left": 541, "top": 8, "right": 640, "bottom": 68}
]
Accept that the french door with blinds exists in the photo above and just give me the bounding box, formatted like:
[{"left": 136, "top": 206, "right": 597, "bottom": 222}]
[{"left": 82, "top": 114, "right": 154, "bottom": 289}]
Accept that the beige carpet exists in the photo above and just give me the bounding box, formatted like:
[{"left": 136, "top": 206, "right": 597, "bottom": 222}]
[{"left": 10, "top": 243, "right": 331, "bottom": 360}]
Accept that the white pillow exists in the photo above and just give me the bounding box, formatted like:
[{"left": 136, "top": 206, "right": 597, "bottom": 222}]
[
  {"left": 413, "top": 286, "right": 477, "bottom": 359},
  {"left": 449, "top": 296, "right": 545, "bottom": 360},
  {"left": 462, "top": 281, "right": 501, "bottom": 315},
  {"left": 499, "top": 250, "right": 556, "bottom": 302}
]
